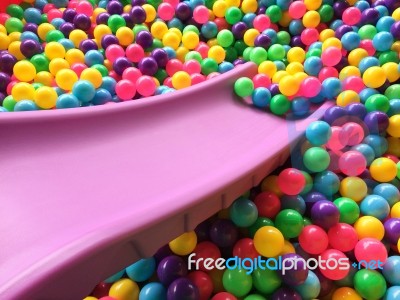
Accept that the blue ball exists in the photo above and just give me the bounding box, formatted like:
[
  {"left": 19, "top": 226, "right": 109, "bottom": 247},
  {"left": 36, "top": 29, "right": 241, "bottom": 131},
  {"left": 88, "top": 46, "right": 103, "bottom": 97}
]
[
  {"left": 382, "top": 256, "right": 400, "bottom": 286},
  {"left": 51, "top": 0, "right": 69, "bottom": 8},
  {"left": 252, "top": 87, "right": 271, "bottom": 109},
  {"left": 376, "top": 16, "right": 395, "bottom": 32},
  {"left": 85, "top": 50, "right": 105, "bottom": 67},
  {"left": 388, "top": 99, "right": 400, "bottom": 116},
  {"left": 308, "top": 41, "right": 322, "bottom": 50},
  {"left": 351, "top": 143, "right": 375, "bottom": 165},
  {"left": 274, "top": 60, "right": 286, "bottom": 71},
  {"left": 313, "top": 170, "right": 340, "bottom": 197},
  {"left": 359, "top": 57, "right": 380, "bottom": 74},
  {"left": 354, "top": 0, "right": 370, "bottom": 11},
  {"left": 306, "top": 121, "right": 332, "bottom": 146},
  {"left": 218, "top": 61, "right": 234, "bottom": 73},
  {"left": 58, "top": 38, "right": 75, "bottom": 51},
  {"left": 0, "top": 107, "right": 8, "bottom": 112},
  {"left": 360, "top": 194, "right": 390, "bottom": 220},
  {"left": 126, "top": 257, "right": 156, "bottom": 282},
  {"left": 104, "top": 269, "right": 125, "bottom": 283},
  {"left": 384, "top": 286, "right": 400, "bottom": 300},
  {"left": 163, "top": 47, "right": 176, "bottom": 59},
  {"left": 56, "top": 94, "right": 80, "bottom": 109},
  {"left": 139, "top": 282, "right": 167, "bottom": 300},
  {"left": 242, "top": 13, "right": 256, "bottom": 28},
  {"left": 92, "top": 88, "right": 112, "bottom": 105},
  {"left": 375, "top": 5, "right": 389, "bottom": 17},
  {"left": 230, "top": 197, "right": 258, "bottom": 227},
  {"left": 373, "top": 183, "right": 400, "bottom": 207},
  {"left": 359, "top": 88, "right": 378, "bottom": 103},
  {"left": 155, "top": 86, "right": 169, "bottom": 95},
  {"left": 341, "top": 32, "right": 361, "bottom": 51},
  {"left": 291, "top": 97, "right": 310, "bottom": 117},
  {"left": 322, "top": 77, "right": 342, "bottom": 99},
  {"left": 72, "top": 80, "right": 96, "bottom": 103},
  {"left": 280, "top": 195, "right": 306, "bottom": 215},
  {"left": 294, "top": 270, "right": 321, "bottom": 299},
  {"left": 24, "top": 8, "right": 42, "bottom": 24},
  {"left": 363, "top": 134, "right": 389, "bottom": 157},
  {"left": 168, "top": 18, "right": 184, "bottom": 31},
  {"left": 263, "top": 29, "right": 278, "bottom": 44},
  {"left": 51, "top": 18, "right": 65, "bottom": 29},
  {"left": 20, "top": 32, "right": 40, "bottom": 42},
  {"left": 201, "top": 21, "right": 218, "bottom": 39},
  {"left": 373, "top": 32, "right": 394, "bottom": 52},
  {"left": 34, "top": 0, "right": 48, "bottom": 10},
  {"left": 289, "top": 20, "right": 304, "bottom": 36},
  {"left": 304, "top": 57, "right": 323, "bottom": 76},
  {"left": 14, "top": 100, "right": 38, "bottom": 111},
  {"left": 330, "top": 19, "right": 344, "bottom": 30},
  {"left": 101, "top": 76, "right": 117, "bottom": 94}
]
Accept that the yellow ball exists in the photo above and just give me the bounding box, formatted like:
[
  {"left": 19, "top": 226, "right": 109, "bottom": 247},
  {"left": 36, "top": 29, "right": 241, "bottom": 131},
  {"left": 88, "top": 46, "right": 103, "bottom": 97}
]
[
  {"left": 9, "top": 32, "right": 21, "bottom": 43},
  {"left": 243, "top": 28, "right": 259, "bottom": 46},
  {"left": 391, "top": 202, "right": 400, "bottom": 218},
  {"left": 80, "top": 68, "right": 103, "bottom": 88},
  {"left": 13, "top": 60, "right": 37, "bottom": 82},
  {"left": 322, "top": 37, "right": 342, "bottom": 50},
  {"left": 272, "top": 70, "right": 289, "bottom": 84},
  {"left": 339, "top": 176, "right": 367, "bottom": 202},
  {"left": 162, "top": 32, "right": 180, "bottom": 50},
  {"left": 260, "top": 175, "right": 282, "bottom": 196},
  {"left": 387, "top": 115, "right": 400, "bottom": 138},
  {"left": 387, "top": 137, "right": 400, "bottom": 157},
  {"left": 286, "top": 62, "right": 304, "bottom": 75},
  {"left": 304, "top": 0, "right": 322, "bottom": 10},
  {"left": 182, "top": 32, "right": 200, "bottom": 50},
  {"left": 38, "top": 23, "right": 55, "bottom": 41},
  {"left": 55, "top": 69, "right": 78, "bottom": 91},
  {"left": 354, "top": 216, "right": 384, "bottom": 240},
  {"left": 49, "top": 58, "right": 70, "bottom": 76},
  {"left": 258, "top": 61, "right": 277, "bottom": 77},
  {"left": 339, "top": 66, "right": 361, "bottom": 80},
  {"left": 0, "top": 25, "right": 6, "bottom": 34},
  {"left": 336, "top": 90, "right": 360, "bottom": 107},
  {"left": 45, "top": 42, "right": 66, "bottom": 60},
  {"left": 382, "top": 62, "right": 400, "bottom": 82},
  {"left": 254, "top": 226, "right": 285, "bottom": 257},
  {"left": 241, "top": 0, "right": 258, "bottom": 13},
  {"left": 34, "top": 86, "right": 57, "bottom": 109},
  {"left": 226, "top": 0, "right": 240, "bottom": 7},
  {"left": 169, "top": 231, "right": 198, "bottom": 255},
  {"left": 83, "top": 297, "right": 98, "bottom": 300},
  {"left": 319, "top": 29, "right": 335, "bottom": 42},
  {"left": 94, "top": 24, "right": 112, "bottom": 42},
  {"left": 302, "top": 10, "right": 320, "bottom": 28},
  {"left": 143, "top": 4, "right": 157, "bottom": 22},
  {"left": 93, "top": 7, "right": 106, "bottom": 19},
  {"left": 347, "top": 48, "right": 368, "bottom": 66},
  {"left": 12, "top": 82, "right": 36, "bottom": 101},
  {"left": 8, "top": 41, "right": 25, "bottom": 60},
  {"left": 392, "top": 41, "right": 400, "bottom": 52},
  {"left": 213, "top": 0, "right": 228, "bottom": 18},
  {"left": 393, "top": 7, "right": 400, "bottom": 21},
  {"left": 172, "top": 71, "right": 191, "bottom": 89},
  {"left": 370, "top": 157, "right": 397, "bottom": 182},
  {"left": 287, "top": 47, "right": 306, "bottom": 63},
  {"left": 278, "top": 11, "right": 292, "bottom": 28},
  {"left": 363, "top": 66, "right": 387, "bottom": 88},
  {"left": 279, "top": 240, "right": 296, "bottom": 256},
  {"left": 279, "top": 75, "right": 300, "bottom": 96},
  {"left": 116, "top": 27, "right": 134, "bottom": 47},
  {"left": 332, "top": 287, "right": 362, "bottom": 300},
  {"left": 208, "top": 45, "right": 225, "bottom": 63},
  {"left": 0, "top": 32, "right": 10, "bottom": 50},
  {"left": 293, "top": 71, "right": 308, "bottom": 82},
  {"left": 151, "top": 21, "right": 168, "bottom": 40},
  {"left": 169, "top": 28, "right": 182, "bottom": 39},
  {"left": 35, "top": 71, "right": 54, "bottom": 87},
  {"left": 65, "top": 49, "right": 85, "bottom": 65},
  {"left": 109, "top": 279, "right": 139, "bottom": 300},
  {"left": 69, "top": 29, "right": 88, "bottom": 48},
  {"left": 176, "top": 46, "right": 189, "bottom": 62},
  {"left": 207, "top": 38, "right": 218, "bottom": 47}
]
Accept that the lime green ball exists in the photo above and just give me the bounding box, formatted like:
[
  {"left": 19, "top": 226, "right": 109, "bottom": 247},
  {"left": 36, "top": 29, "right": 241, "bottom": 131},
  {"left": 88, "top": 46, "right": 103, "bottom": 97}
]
[
  {"left": 225, "top": 7, "right": 243, "bottom": 25},
  {"left": 266, "top": 5, "right": 282, "bottom": 23},
  {"left": 223, "top": 269, "right": 253, "bottom": 297},
  {"left": 201, "top": 58, "right": 219, "bottom": 75},
  {"left": 250, "top": 47, "right": 268, "bottom": 65},
  {"left": 300, "top": 171, "right": 313, "bottom": 195},
  {"left": 365, "top": 94, "right": 390, "bottom": 113},
  {"left": 306, "top": 48, "right": 322, "bottom": 58},
  {"left": 2, "top": 96, "right": 16, "bottom": 112},
  {"left": 277, "top": 31, "right": 290, "bottom": 45},
  {"left": 333, "top": 197, "right": 360, "bottom": 224},
  {"left": 183, "top": 25, "right": 200, "bottom": 35},
  {"left": 108, "top": 15, "right": 126, "bottom": 33},
  {"left": 5, "top": 17, "right": 24, "bottom": 33},
  {"left": 92, "top": 64, "right": 109, "bottom": 77},
  {"left": 270, "top": 94, "right": 290, "bottom": 115},
  {"left": 46, "top": 30, "right": 64, "bottom": 42},
  {"left": 41, "top": 14, "right": 48, "bottom": 24},
  {"left": 248, "top": 217, "right": 274, "bottom": 237},
  {"left": 133, "top": 24, "right": 149, "bottom": 35},
  {"left": 358, "top": 24, "right": 377, "bottom": 40},
  {"left": 185, "top": 51, "right": 202, "bottom": 63},
  {"left": 268, "top": 44, "right": 286, "bottom": 61},
  {"left": 303, "top": 147, "right": 330, "bottom": 173},
  {"left": 32, "top": 83, "right": 43, "bottom": 90},
  {"left": 6, "top": 4, "right": 24, "bottom": 19},
  {"left": 234, "top": 77, "right": 254, "bottom": 98},
  {"left": 252, "top": 268, "right": 282, "bottom": 294},
  {"left": 354, "top": 270, "right": 387, "bottom": 300},
  {"left": 225, "top": 47, "right": 238, "bottom": 63},
  {"left": 147, "top": 0, "right": 162, "bottom": 8},
  {"left": 243, "top": 46, "right": 254, "bottom": 61},
  {"left": 205, "top": 0, "right": 217, "bottom": 8},
  {"left": 385, "top": 84, "right": 400, "bottom": 100},
  {"left": 30, "top": 54, "right": 50, "bottom": 72},
  {"left": 318, "top": 4, "right": 334, "bottom": 23},
  {"left": 217, "top": 29, "right": 234, "bottom": 48},
  {"left": 275, "top": 209, "right": 304, "bottom": 239}
]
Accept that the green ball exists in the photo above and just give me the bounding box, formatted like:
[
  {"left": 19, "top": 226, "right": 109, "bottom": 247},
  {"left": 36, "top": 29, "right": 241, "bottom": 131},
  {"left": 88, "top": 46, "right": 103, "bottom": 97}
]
[
  {"left": 249, "top": 47, "right": 268, "bottom": 65},
  {"left": 268, "top": 44, "right": 286, "bottom": 61},
  {"left": 354, "top": 269, "right": 387, "bottom": 300},
  {"left": 358, "top": 25, "right": 377, "bottom": 40},
  {"left": 41, "top": 14, "right": 48, "bottom": 24},
  {"left": 205, "top": 0, "right": 217, "bottom": 9},
  {"left": 230, "top": 197, "right": 258, "bottom": 227},
  {"left": 183, "top": 25, "right": 200, "bottom": 35},
  {"left": 154, "top": 69, "right": 167, "bottom": 84},
  {"left": 6, "top": 4, "right": 24, "bottom": 19},
  {"left": 277, "top": 31, "right": 290, "bottom": 45},
  {"left": 300, "top": 171, "right": 313, "bottom": 195},
  {"left": 234, "top": 77, "right": 254, "bottom": 98},
  {"left": 243, "top": 46, "right": 254, "bottom": 61},
  {"left": 2, "top": 96, "right": 16, "bottom": 112},
  {"left": 385, "top": 84, "right": 400, "bottom": 100},
  {"left": 30, "top": 54, "right": 50, "bottom": 72},
  {"left": 185, "top": 51, "right": 202, "bottom": 63},
  {"left": 270, "top": 94, "right": 290, "bottom": 115},
  {"left": 244, "top": 295, "right": 266, "bottom": 300},
  {"left": 303, "top": 147, "right": 330, "bottom": 173},
  {"left": 318, "top": 4, "right": 334, "bottom": 23},
  {"left": 222, "top": 269, "right": 253, "bottom": 298},
  {"left": 303, "top": 217, "right": 312, "bottom": 226},
  {"left": 201, "top": 58, "right": 218, "bottom": 75},
  {"left": 335, "top": 265, "right": 357, "bottom": 287},
  {"left": 234, "top": 40, "right": 247, "bottom": 56},
  {"left": 147, "top": 0, "right": 162, "bottom": 8},
  {"left": 46, "top": 30, "right": 64, "bottom": 42},
  {"left": 32, "top": 83, "right": 43, "bottom": 90},
  {"left": 275, "top": 209, "right": 304, "bottom": 238},
  {"left": 217, "top": 29, "right": 234, "bottom": 48},
  {"left": 379, "top": 51, "right": 399, "bottom": 64},
  {"left": 225, "top": 47, "right": 238, "bottom": 63},
  {"left": 92, "top": 64, "right": 109, "bottom": 77},
  {"left": 266, "top": 5, "right": 282, "bottom": 23},
  {"left": 108, "top": 15, "right": 126, "bottom": 33},
  {"left": 306, "top": 48, "right": 322, "bottom": 58},
  {"left": 365, "top": 94, "right": 390, "bottom": 113},
  {"left": 225, "top": 7, "right": 243, "bottom": 25},
  {"left": 252, "top": 268, "right": 282, "bottom": 294},
  {"left": 333, "top": 197, "right": 360, "bottom": 224},
  {"left": 133, "top": 24, "right": 149, "bottom": 35},
  {"left": 248, "top": 217, "right": 274, "bottom": 237},
  {"left": 5, "top": 17, "right": 24, "bottom": 33}
]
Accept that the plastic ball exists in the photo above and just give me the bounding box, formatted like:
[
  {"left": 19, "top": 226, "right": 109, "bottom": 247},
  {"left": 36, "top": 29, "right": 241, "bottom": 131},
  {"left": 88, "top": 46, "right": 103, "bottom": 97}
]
[
  {"left": 370, "top": 157, "right": 398, "bottom": 182},
  {"left": 374, "top": 183, "right": 400, "bottom": 207},
  {"left": 279, "top": 253, "right": 308, "bottom": 286},
  {"left": 300, "top": 76, "right": 322, "bottom": 98},
  {"left": 303, "top": 147, "right": 330, "bottom": 173},
  {"left": 229, "top": 197, "right": 258, "bottom": 227},
  {"left": 115, "top": 79, "right": 136, "bottom": 101},
  {"left": 355, "top": 238, "right": 388, "bottom": 269},
  {"left": 339, "top": 151, "right": 367, "bottom": 176},
  {"left": 56, "top": 93, "right": 80, "bottom": 109},
  {"left": 385, "top": 286, "right": 400, "bottom": 300},
  {"left": 252, "top": 267, "right": 282, "bottom": 295},
  {"left": 339, "top": 176, "right": 368, "bottom": 202},
  {"left": 328, "top": 223, "right": 358, "bottom": 252},
  {"left": 388, "top": 115, "right": 400, "bottom": 138},
  {"left": 306, "top": 121, "right": 332, "bottom": 146},
  {"left": 275, "top": 209, "right": 304, "bottom": 239},
  {"left": 209, "top": 219, "right": 238, "bottom": 248},
  {"left": 234, "top": 77, "right": 254, "bottom": 98},
  {"left": 321, "top": 47, "right": 342, "bottom": 67},
  {"left": 354, "top": 269, "right": 387, "bottom": 300},
  {"left": 360, "top": 194, "right": 390, "bottom": 220},
  {"left": 126, "top": 257, "right": 156, "bottom": 282},
  {"left": 13, "top": 60, "right": 36, "bottom": 82},
  {"left": 138, "top": 282, "right": 167, "bottom": 300},
  {"left": 171, "top": 71, "right": 191, "bottom": 90},
  {"left": 253, "top": 226, "right": 284, "bottom": 257},
  {"left": 34, "top": 86, "right": 57, "bottom": 109},
  {"left": 382, "top": 256, "right": 400, "bottom": 286},
  {"left": 12, "top": 82, "right": 35, "bottom": 101},
  {"left": 109, "top": 279, "right": 139, "bottom": 300},
  {"left": 193, "top": 242, "right": 221, "bottom": 272},
  {"left": 169, "top": 231, "right": 197, "bottom": 256},
  {"left": 14, "top": 100, "right": 38, "bottom": 111},
  {"left": 232, "top": 238, "right": 259, "bottom": 265},
  {"left": 187, "top": 271, "right": 213, "bottom": 300},
  {"left": 332, "top": 287, "right": 362, "bottom": 300},
  {"left": 211, "top": 292, "right": 237, "bottom": 300},
  {"left": 311, "top": 200, "right": 340, "bottom": 230},
  {"left": 293, "top": 270, "right": 321, "bottom": 300},
  {"left": 313, "top": 170, "right": 340, "bottom": 197},
  {"left": 157, "top": 255, "right": 187, "bottom": 286},
  {"left": 222, "top": 269, "right": 252, "bottom": 298},
  {"left": 363, "top": 66, "right": 387, "bottom": 88},
  {"left": 253, "top": 192, "right": 281, "bottom": 218},
  {"left": 299, "top": 225, "right": 328, "bottom": 254},
  {"left": 167, "top": 278, "right": 199, "bottom": 300},
  {"left": 277, "top": 168, "right": 306, "bottom": 196},
  {"left": 354, "top": 216, "right": 385, "bottom": 240},
  {"left": 251, "top": 87, "right": 271, "bottom": 108},
  {"left": 319, "top": 249, "right": 350, "bottom": 280}
]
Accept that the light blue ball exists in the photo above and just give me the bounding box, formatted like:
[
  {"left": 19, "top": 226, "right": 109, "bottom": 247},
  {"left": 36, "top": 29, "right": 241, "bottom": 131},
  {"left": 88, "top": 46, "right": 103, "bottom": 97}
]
[
  {"left": 126, "top": 257, "right": 156, "bottom": 282},
  {"left": 56, "top": 94, "right": 80, "bottom": 109},
  {"left": 306, "top": 121, "right": 332, "bottom": 146},
  {"left": 351, "top": 143, "right": 376, "bottom": 166},
  {"left": 252, "top": 87, "right": 271, "bottom": 109},
  {"left": 374, "top": 183, "right": 400, "bottom": 207},
  {"left": 72, "top": 80, "right": 96, "bottom": 103},
  {"left": 92, "top": 88, "right": 112, "bottom": 106},
  {"left": 384, "top": 286, "right": 400, "bottom": 300},
  {"left": 85, "top": 50, "right": 105, "bottom": 67},
  {"left": 14, "top": 100, "right": 38, "bottom": 111},
  {"left": 139, "top": 282, "right": 167, "bottom": 300},
  {"left": 294, "top": 270, "right": 320, "bottom": 299},
  {"left": 314, "top": 170, "right": 340, "bottom": 197},
  {"left": 363, "top": 134, "right": 389, "bottom": 157},
  {"left": 360, "top": 194, "right": 390, "bottom": 220},
  {"left": 383, "top": 256, "right": 400, "bottom": 286},
  {"left": 104, "top": 269, "right": 125, "bottom": 283},
  {"left": 373, "top": 32, "right": 394, "bottom": 52}
]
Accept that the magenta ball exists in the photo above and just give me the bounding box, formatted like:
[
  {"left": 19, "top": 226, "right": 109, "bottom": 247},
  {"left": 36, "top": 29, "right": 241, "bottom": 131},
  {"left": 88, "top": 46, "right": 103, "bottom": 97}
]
[
  {"left": 338, "top": 150, "right": 367, "bottom": 176},
  {"left": 354, "top": 238, "right": 388, "bottom": 268}
]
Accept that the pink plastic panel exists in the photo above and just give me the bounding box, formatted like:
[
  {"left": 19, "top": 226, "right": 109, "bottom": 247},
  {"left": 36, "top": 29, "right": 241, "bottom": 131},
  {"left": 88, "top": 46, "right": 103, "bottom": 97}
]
[{"left": 0, "top": 62, "right": 330, "bottom": 299}]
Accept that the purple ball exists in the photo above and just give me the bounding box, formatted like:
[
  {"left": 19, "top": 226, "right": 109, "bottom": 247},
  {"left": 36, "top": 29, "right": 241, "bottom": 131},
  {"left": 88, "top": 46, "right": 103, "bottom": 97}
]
[
  {"left": 154, "top": 244, "right": 174, "bottom": 264},
  {"left": 194, "top": 219, "right": 210, "bottom": 242},
  {"left": 254, "top": 33, "right": 271, "bottom": 49},
  {"left": 157, "top": 255, "right": 187, "bottom": 286},
  {"left": 130, "top": 6, "right": 146, "bottom": 24},
  {"left": 113, "top": 57, "right": 133, "bottom": 76},
  {"left": 315, "top": 270, "right": 334, "bottom": 297},
  {"left": 122, "top": 13, "right": 134, "bottom": 28},
  {"left": 0, "top": 72, "right": 11, "bottom": 93},
  {"left": 0, "top": 92, "right": 5, "bottom": 104},
  {"left": 231, "top": 22, "right": 247, "bottom": 40},
  {"left": 131, "top": 0, "right": 146, "bottom": 5},
  {"left": 291, "top": 36, "right": 305, "bottom": 48},
  {"left": 209, "top": 219, "right": 238, "bottom": 248},
  {"left": 101, "top": 34, "right": 119, "bottom": 49},
  {"left": 23, "top": 23, "right": 38, "bottom": 34},
  {"left": 20, "top": 39, "right": 42, "bottom": 58},
  {"left": 135, "top": 30, "right": 153, "bottom": 49},
  {"left": 258, "top": 6, "right": 266, "bottom": 14},
  {"left": 96, "top": 12, "right": 110, "bottom": 25},
  {"left": 384, "top": 218, "right": 400, "bottom": 244},
  {"left": 311, "top": 200, "right": 340, "bottom": 230},
  {"left": 59, "top": 22, "right": 75, "bottom": 37},
  {"left": 372, "top": 0, "right": 386, "bottom": 7},
  {"left": 333, "top": 0, "right": 350, "bottom": 18},
  {"left": 0, "top": 53, "right": 17, "bottom": 75},
  {"left": 269, "top": 83, "right": 280, "bottom": 97},
  {"left": 63, "top": 8, "right": 77, "bottom": 23},
  {"left": 364, "top": 111, "right": 389, "bottom": 134},
  {"left": 151, "top": 48, "right": 169, "bottom": 68},
  {"left": 391, "top": 21, "right": 400, "bottom": 40},
  {"left": 107, "top": 0, "right": 124, "bottom": 15},
  {"left": 361, "top": 8, "right": 380, "bottom": 25},
  {"left": 323, "top": 106, "right": 347, "bottom": 125},
  {"left": 175, "top": 2, "right": 192, "bottom": 21},
  {"left": 280, "top": 253, "right": 309, "bottom": 286},
  {"left": 79, "top": 39, "right": 98, "bottom": 53},
  {"left": 73, "top": 13, "right": 91, "bottom": 31},
  {"left": 233, "top": 58, "right": 245, "bottom": 66},
  {"left": 335, "top": 25, "right": 354, "bottom": 39},
  {"left": 138, "top": 57, "right": 158, "bottom": 76},
  {"left": 167, "top": 278, "right": 199, "bottom": 300},
  {"left": 346, "top": 103, "right": 367, "bottom": 120},
  {"left": 272, "top": 287, "right": 302, "bottom": 300},
  {"left": 385, "top": 0, "right": 400, "bottom": 10}
]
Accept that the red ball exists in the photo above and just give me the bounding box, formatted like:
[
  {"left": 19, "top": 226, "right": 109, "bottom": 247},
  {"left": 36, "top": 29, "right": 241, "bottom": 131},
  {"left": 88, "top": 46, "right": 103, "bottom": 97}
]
[
  {"left": 232, "top": 238, "right": 259, "bottom": 264},
  {"left": 253, "top": 192, "right": 281, "bottom": 218},
  {"left": 299, "top": 225, "right": 329, "bottom": 254},
  {"left": 90, "top": 282, "right": 112, "bottom": 298},
  {"left": 278, "top": 168, "right": 306, "bottom": 195},
  {"left": 193, "top": 241, "right": 221, "bottom": 272},
  {"left": 319, "top": 249, "right": 350, "bottom": 280},
  {"left": 187, "top": 271, "right": 214, "bottom": 300},
  {"left": 211, "top": 292, "right": 237, "bottom": 300},
  {"left": 328, "top": 223, "right": 358, "bottom": 252}
]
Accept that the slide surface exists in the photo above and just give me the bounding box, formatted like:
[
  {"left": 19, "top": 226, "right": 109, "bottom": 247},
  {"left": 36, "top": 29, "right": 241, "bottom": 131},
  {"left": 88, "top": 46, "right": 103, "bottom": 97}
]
[{"left": 0, "top": 62, "right": 330, "bottom": 299}]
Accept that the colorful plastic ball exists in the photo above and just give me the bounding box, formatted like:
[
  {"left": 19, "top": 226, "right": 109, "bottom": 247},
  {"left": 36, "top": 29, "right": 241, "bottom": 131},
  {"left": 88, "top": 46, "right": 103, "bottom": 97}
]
[
  {"left": 222, "top": 269, "right": 252, "bottom": 298},
  {"left": 135, "top": 75, "right": 157, "bottom": 97},
  {"left": 171, "top": 71, "right": 191, "bottom": 90},
  {"left": 355, "top": 238, "right": 388, "bottom": 268},
  {"left": 232, "top": 238, "right": 259, "bottom": 265},
  {"left": 332, "top": 287, "right": 362, "bottom": 300},
  {"left": 157, "top": 255, "right": 187, "bottom": 286},
  {"left": 313, "top": 170, "right": 340, "bottom": 197},
  {"left": 387, "top": 115, "right": 400, "bottom": 138},
  {"left": 306, "top": 121, "right": 332, "bottom": 146},
  {"left": 13, "top": 100, "right": 38, "bottom": 111},
  {"left": 115, "top": 80, "right": 136, "bottom": 101},
  {"left": 384, "top": 286, "right": 400, "bottom": 300},
  {"left": 234, "top": 77, "right": 254, "bottom": 98},
  {"left": 340, "top": 176, "right": 368, "bottom": 203},
  {"left": 251, "top": 87, "right": 271, "bottom": 109},
  {"left": 374, "top": 183, "right": 400, "bottom": 207},
  {"left": 253, "top": 192, "right": 281, "bottom": 219},
  {"left": 187, "top": 271, "right": 213, "bottom": 300},
  {"left": 209, "top": 219, "right": 238, "bottom": 248},
  {"left": 56, "top": 93, "right": 80, "bottom": 109},
  {"left": 299, "top": 225, "right": 328, "bottom": 254},
  {"left": 319, "top": 249, "right": 350, "bottom": 280},
  {"left": 252, "top": 267, "right": 282, "bottom": 295},
  {"left": 303, "top": 147, "right": 330, "bottom": 173},
  {"left": 12, "top": 82, "right": 35, "bottom": 102},
  {"left": 300, "top": 76, "right": 322, "bottom": 98},
  {"left": 382, "top": 256, "right": 400, "bottom": 286},
  {"left": 253, "top": 226, "right": 284, "bottom": 257},
  {"left": 278, "top": 75, "right": 300, "bottom": 97},
  {"left": 360, "top": 194, "right": 390, "bottom": 220},
  {"left": 370, "top": 157, "right": 398, "bottom": 182},
  {"left": 321, "top": 47, "right": 342, "bottom": 67},
  {"left": 272, "top": 287, "right": 302, "bottom": 300},
  {"left": 384, "top": 218, "right": 400, "bottom": 245},
  {"left": 354, "top": 216, "right": 385, "bottom": 240},
  {"left": 109, "top": 279, "right": 140, "bottom": 300},
  {"left": 55, "top": 69, "right": 78, "bottom": 91},
  {"left": 339, "top": 151, "right": 367, "bottom": 176},
  {"left": 277, "top": 168, "right": 306, "bottom": 196},
  {"left": 125, "top": 257, "right": 156, "bottom": 282},
  {"left": 167, "top": 278, "right": 199, "bottom": 300},
  {"left": 229, "top": 197, "right": 258, "bottom": 228},
  {"left": 193, "top": 242, "right": 221, "bottom": 272},
  {"left": 326, "top": 126, "right": 348, "bottom": 151},
  {"left": 354, "top": 269, "right": 387, "bottom": 300},
  {"left": 33, "top": 86, "right": 57, "bottom": 110},
  {"left": 279, "top": 253, "right": 308, "bottom": 286},
  {"left": 363, "top": 66, "right": 387, "bottom": 88},
  {"left": 328, "top": 223, "right": 358, "bottom": 252},
  {"left": 293, "top": 270, "right": 321, "bottom": 300},
  {"left": 13, "top": 60, "right": 36, "bottom": 82},
  {"left": 275, "top": 209, "right": 304, "bottom": 239},
  {"left": 211, "top": 292, "right": 237, "bottom": 300},
  {"left": 311, "top": 200, "right": 340, "bottom": 230},
  {"left": 270, "top": 94, "right": 290, "bottom": 115},
  {"left": 138, "top": 282, "right": 167, "bottom": 300}
]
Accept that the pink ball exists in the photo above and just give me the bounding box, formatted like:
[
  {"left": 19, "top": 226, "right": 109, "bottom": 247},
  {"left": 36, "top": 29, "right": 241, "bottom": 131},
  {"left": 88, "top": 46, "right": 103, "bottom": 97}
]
[
  {"left": 339, "top": 150, "right": 367, "bottom": 176},
  {"left": 126, "top": 44, "right": 144, "bottom": 63},
  {"left": 164, "top": 77, "right": 173, "bottom": 88},
  {"left": 300, "top": 76, "right": 321, "bottom": 97},
  {"left": 116, "top": 79, "right": 136, "bottom": 100},
  {"left": 326, "top": 126, "right": 349, "bottom": 151},
  {"left": 288, "top": 1, "right": 306, "bottom": 19},
  {"left": 321, "top": 47, "right": 342, "bottom": 67},
  {"left": 68, "top": 0, "right": 79, "bottom": 9},
  {"left": 109, "top": 71, "right": 121, "bottom": 81},
  {"left": 123, "top": 67, "right": 142, "bottom": 83},
  {"left": 158, "top": 3, "right": 175, "bottom": 21},
  {"left": 76, "top": 1, "right": 94, "bottom": 16},
  {"left": 195, "top": 43, "right": 209, "bottom": 59},
  {"left": 354, "top": 238, "right": 388, "bottom": 268},
  {"left": 253, "top": 15, "right": 270, "bottom": 32},
  {"left": 319, "top": 249, "right": 350, "bottom": 280},
  {"left": 47, "top": 9, "right": 63, "bottom": 22},
  {"left": 342, "top": 76, "right": 365, "bottom": 93},
  {"left": 342, "top": 122, "right": 365, "bottom": 146},
  {"left": 252, "top": 74, "right": 271, "bottom": 88},
  {"left": 328, "top": 223, "right": 358, "bottom": 252},
  {"left": 301, "top": 28, "right": 319, "bottom": 45},
  {"left": 191, "top": 73, "right": 206, "bottom": 85},
  {"left": 360, "top": 40, "right": 376, "bottom": 56},
  {"left": 163, "top": 0, "right": 179, "bottom": 8},
  {"left": 277, "top": 168, "right": 306, "bottom": 196},
  {"left": 166, "top": 59, "right": 183, "bottom": 76},
  {"left": 105, "top": 45, "right": 125, "bottom": 63},
  {"left": 342, "top": 7, "right": 361, "bottom": 25},
  {"left": 136, "top": 75, "right": 157, "bottom": 97},
  {"left": 183, "top": 59, "right": 201, "bottom": 74},
  {"left": 193, "top": 5, "right": 209, "bottom": 24},
  {"left": 318, "top": 67, "right": 339, "bottom": 81},
  {"left": 71, "top": 63, "right": 87, "bottom": 77},
  {"left": 43, "top": 4, "right": 56, "bottom": 13}
]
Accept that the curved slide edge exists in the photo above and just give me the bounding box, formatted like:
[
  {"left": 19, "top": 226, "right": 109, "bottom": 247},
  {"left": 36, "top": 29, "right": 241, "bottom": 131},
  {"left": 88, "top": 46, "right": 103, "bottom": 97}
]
[{"left": 0, "top": 62, "right": 330, "bottom": 300}]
